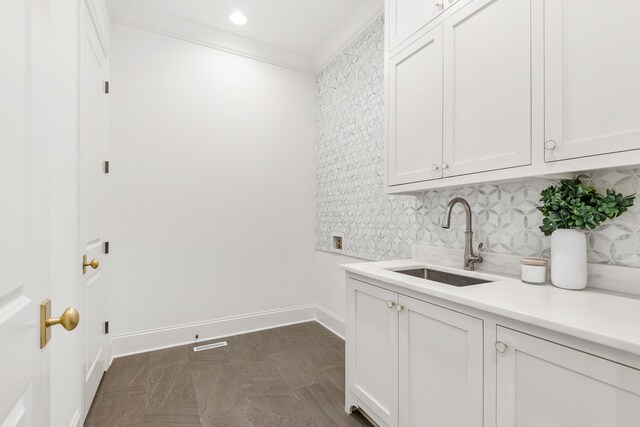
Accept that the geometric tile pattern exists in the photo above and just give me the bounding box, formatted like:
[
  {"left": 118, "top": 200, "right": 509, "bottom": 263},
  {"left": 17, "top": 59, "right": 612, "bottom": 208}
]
[
  {"left": 316, "top": 16, "right": 417, "bottom": 260},
  {"left": 315, "top": 16, "right": 640, "bottom": 268}
]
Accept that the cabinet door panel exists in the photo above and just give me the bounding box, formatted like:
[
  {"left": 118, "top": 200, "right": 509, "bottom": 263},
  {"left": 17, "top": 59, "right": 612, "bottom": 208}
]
[
  {"left": 399, "top": 296, "right": 483, "bottom": 427},
  {"left": 389, "top": 0, "right": 443, "bottom": 51},
  {"left": 346, "top": 279, "right": 399, "bottom": 427},
  {"left": 545, "top": 0, "right": 640, "bottom": 161},
  {"left": 388, "top": 26, "right": 443, "bottom": 186},
  {"left": 497, "top": 327, "right": 640, "bottom": 427},
  {"left": 443, "top": 0, "right": 531, "bottom": 177}
]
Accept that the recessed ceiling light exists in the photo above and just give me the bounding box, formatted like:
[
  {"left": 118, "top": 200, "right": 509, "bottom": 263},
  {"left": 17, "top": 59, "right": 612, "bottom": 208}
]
[{"left": 229, "top": 11, "right": 247, "bottom": 26}]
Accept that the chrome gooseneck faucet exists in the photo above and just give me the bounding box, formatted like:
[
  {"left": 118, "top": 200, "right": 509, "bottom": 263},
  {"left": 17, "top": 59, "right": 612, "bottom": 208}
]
[{"left": 441, "top": 197, "right": 483, "bottom": 271}]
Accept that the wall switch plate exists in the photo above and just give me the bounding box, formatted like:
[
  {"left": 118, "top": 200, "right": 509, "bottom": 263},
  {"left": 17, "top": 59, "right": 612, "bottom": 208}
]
[{"left": 330, "top": 233, "right": 345, "bottom": 253}]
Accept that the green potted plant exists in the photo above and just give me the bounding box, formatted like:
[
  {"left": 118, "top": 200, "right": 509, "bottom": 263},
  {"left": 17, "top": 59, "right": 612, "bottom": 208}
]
[{"left": 537, "top": 177, "right": 635, "bottom": 289}]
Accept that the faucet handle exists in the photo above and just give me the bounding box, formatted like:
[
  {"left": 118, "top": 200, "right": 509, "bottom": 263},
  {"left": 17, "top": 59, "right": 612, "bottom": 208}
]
[{"left": 473, "top": 242, "right": 484, "bottom": 264}]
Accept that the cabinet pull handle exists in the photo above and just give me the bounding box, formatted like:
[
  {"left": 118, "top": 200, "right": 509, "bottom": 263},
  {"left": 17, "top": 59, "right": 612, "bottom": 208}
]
[
  {"left": 396, "top": 304, "right": 405, "bottom": 312},
  {"left": 495, "top": 341, "right": 508, "bottom": 353},
  {"left": 387, "top": 300, "right": 396, "bottom": 309},
  {"left": 431, "top": 163, "right": 439, "bottom": 171},
  {"left": 441, "top": 162, "right": 449, "bottom": 169},
  {"left": 544, "top": 140, "right": 557, "bottom": 150}
]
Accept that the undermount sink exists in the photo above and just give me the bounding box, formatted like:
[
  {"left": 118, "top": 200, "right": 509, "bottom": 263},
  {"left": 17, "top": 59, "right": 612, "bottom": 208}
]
[{"left": 393, "top": 268, "right": 492, "bottom": 287}]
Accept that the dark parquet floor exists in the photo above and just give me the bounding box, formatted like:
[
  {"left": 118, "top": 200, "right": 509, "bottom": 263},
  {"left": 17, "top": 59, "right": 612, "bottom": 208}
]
[{"left": 84, "top": 322, "right": 372, "bottom": 427}]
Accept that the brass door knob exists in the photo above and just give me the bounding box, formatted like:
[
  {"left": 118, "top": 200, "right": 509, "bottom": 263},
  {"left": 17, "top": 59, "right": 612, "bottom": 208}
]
[
  {"left": 46, "top": 307, "right": 80, "bottom": 331},
  {"left": 83, "top": 255, "right": 99, "bottom": 274},
  {"left": 40, "top": 299, "right": 80, "bottom": 348}
]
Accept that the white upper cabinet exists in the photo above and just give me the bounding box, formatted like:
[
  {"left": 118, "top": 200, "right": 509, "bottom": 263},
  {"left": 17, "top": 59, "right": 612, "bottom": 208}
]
[
  {"left": 387, "top": 26, "right": 443, "bottom": 186},
  {"left": 398, "top": 295, "right": 483, "bottom": 427},
  {"left": 385, "top": 0, "right": 640, "bottom": 191},
  {"left": 496, "top": 327, "right": 640, "bottom": 427},
  {"left": 388, "top": 0, "right": 448, "bottom": 52},
  {"left": 442, "top": 0, "right": 532, "bottom": 177},
  {"left": 544, "top": 0, "right": 640, "bottom": 162}
]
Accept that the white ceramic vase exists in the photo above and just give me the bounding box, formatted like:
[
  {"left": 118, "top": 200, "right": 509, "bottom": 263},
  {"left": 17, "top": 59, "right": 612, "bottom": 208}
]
[{"left": 550, "top": 229, "right": 588, "bottom": 290}]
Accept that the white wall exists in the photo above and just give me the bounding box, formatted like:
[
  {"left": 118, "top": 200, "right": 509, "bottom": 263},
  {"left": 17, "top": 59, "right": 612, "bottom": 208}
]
[
  {"left": 312, "top": 251, "right": 367, "bottom": 323},
  {"left": 109, "top": 23, "right": 317, "bottom": 352}
]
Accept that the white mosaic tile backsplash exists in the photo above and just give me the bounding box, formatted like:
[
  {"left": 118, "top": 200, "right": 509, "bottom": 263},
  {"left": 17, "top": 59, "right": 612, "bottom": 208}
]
[{"left": 315, "top": 16, "right": 640, "bottom": 268}]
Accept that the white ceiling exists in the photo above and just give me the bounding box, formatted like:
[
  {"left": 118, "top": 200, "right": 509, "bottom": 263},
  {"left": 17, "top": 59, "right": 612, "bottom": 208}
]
[{"left": 109, "top": 0, "right": 377, "bottom": 56}]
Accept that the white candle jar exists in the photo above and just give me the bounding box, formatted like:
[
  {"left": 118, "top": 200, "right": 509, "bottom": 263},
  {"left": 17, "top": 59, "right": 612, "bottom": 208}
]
[{"left": 521, "top": 258, "right": 548, "bottom": 285}]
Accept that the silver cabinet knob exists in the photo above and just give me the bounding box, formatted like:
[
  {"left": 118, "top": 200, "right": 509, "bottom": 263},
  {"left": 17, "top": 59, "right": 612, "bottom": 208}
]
[
  {"left": 396, "top": 304, "right": 405, "bottom": 312},
  {"left": 441, "top": 162, "right": 449, "bottom": 169},
  {"left": 387, "top": 300, "right": 396, "bottom": 309},
  {"left": 495, "top": 341, "right": 507, "bottom": 353},
  {"left": 544, "top": 140, "right": 557, "bottom": 150},
  {"left": 434, "top": 1, "right": 443, "bottom": 11},
  {"left": 431, "top": 163, "right": 439, "bottom": 171}
]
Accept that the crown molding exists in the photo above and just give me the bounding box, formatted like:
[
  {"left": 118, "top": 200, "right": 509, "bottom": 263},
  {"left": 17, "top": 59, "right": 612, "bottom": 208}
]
[
  {"left": 107, "top": 0, "right": 383, "bottom": 75},
  {"left": 108, "top": 1, "right": 315, "bottom": 74},
  {"left": 311, "top": 0, "right": 384, "bottom": 73}
]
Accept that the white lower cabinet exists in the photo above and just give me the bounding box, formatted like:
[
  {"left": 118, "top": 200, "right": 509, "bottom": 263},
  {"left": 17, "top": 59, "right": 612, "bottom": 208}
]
[
  {"left": 398, "top": 295, "right": 483, "bottom": 427},
  {"left": 346, "top": 278, "right": 399, "bottom": 427},
  {"left": 347, "top": 276, "right": 640, "bottom": 427},
  {"left": 346, "top": 278, "right": 483, "bottom": 427},
  {"left": 496, "top": 327, "right": 640, "bottom": 427}
]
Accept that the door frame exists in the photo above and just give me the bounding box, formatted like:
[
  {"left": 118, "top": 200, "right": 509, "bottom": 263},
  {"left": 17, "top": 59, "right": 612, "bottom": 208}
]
[{"left": 78, "top": 0, "right": 111, "bottom": 421}]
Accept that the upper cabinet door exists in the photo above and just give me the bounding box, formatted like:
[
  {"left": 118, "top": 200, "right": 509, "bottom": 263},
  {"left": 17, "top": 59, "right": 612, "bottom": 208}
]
[
  {"left": 496, "top": 327, "right": 640, "bottom": 427},
  {"left": 442, "top": 0, "right": 532, "bottom": 177},
  {"left": 388, "top": 26, "right": 443, "bottom": 186},
  {"left": 389, "top": 0, "right": 445, "bottom": 51},
  {"left": 544, "top": 0, "right": 640, "bottom": 162}
]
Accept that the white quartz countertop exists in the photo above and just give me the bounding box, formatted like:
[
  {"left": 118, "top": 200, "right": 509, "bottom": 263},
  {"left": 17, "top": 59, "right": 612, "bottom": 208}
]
[{"left": 342, "top": 259, "right": 640, "bottom": 356}]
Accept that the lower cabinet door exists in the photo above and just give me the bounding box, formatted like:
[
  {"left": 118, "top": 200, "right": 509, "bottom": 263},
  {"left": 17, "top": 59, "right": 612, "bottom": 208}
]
[
  {"left": 346, "top": 278, "right": 399, "bottom": 427},
  {"left": 496, "top": 327, "right": 640, "bottom": 427},
  {"left": 398, "top": 295, "right": 483, "bottom": 427}
]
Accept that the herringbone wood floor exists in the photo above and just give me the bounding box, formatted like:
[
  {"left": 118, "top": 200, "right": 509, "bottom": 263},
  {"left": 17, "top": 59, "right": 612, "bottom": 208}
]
[{"left": 84, "top": 322, "right": 371, "bottom": 427}]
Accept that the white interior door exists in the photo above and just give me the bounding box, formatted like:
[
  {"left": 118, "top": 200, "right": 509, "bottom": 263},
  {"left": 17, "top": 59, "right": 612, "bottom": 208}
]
[
  {"left": 79, "top": 4, "right": 109, "bottom": 421},
  {"left": 442, "top": 0, "right": 532, "bottom": 177},
  {"left": 0, "top": 0, "right": 53, "bottom": 425}
]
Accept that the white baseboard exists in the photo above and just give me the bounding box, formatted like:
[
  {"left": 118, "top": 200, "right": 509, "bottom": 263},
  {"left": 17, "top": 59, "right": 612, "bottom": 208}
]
[
  {"left": 315, "top": 305, "right": 345, "bottom": 339},
  {"left": 111, "top": 304, "right": 345, "bottom": 358}
]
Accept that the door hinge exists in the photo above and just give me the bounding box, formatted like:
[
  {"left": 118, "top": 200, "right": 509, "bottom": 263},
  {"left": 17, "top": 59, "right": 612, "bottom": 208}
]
[
  {"left": 104, "top": 161, "right": 110, "bottom": 174},
  {"left": 104, "top": 241, "right": 110, "bottom": 254},
  {"left": 104, "top": 80, "right": 110, "bottom": 94},
  {"left": 104, "top": 321, "right": 109, "bottom": 334}
]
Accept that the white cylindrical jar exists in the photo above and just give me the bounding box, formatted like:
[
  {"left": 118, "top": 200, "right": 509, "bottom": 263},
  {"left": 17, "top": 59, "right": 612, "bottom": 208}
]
[
  {"left": 550, "top": 229, "right": 588, "bottom": 290},
  {"left": 521, "top": 258, "right": 548, "bottom": 284}
]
